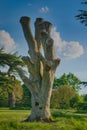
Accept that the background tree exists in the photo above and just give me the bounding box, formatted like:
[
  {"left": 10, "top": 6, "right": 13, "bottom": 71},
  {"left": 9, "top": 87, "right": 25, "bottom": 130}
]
[
  {"left": 16, "top": 17, "right": 60, "bottom": 122},
  {"left": 70, "top": 94, "right": 83, "bottom": 108},
  {"left": 0, "top": 48, "right": 24, "bottom": 74},
  {"left": 53, "top": 73, "right": 81, "bottom": 91},
  {"left": 22, "top": 84, "right": 31, "bottom": 108},
  {"left": 80, "top": 81, "right": 87, "bottom": 87},
  {"left": 0, "top": 48, "right": 24, "bottom": 107},
  {"left": 82, "top": 94, "right": 87, "bottom": 102},
  {"left": 76, "top": 1, "right": 87, "bottom": 26},
  {"left": 0, "top": 71, "right": 22, "bottom": 107},
  {"left": 51, "top": 85, "right": 76, "bottom": 109}
]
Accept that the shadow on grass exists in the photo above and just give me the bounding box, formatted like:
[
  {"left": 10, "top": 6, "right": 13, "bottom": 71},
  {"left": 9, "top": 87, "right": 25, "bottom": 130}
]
[
  {"left": 75, "top": 110, "right": 87, "bottom": 114},
  {"left": 52, "top": 110, "right": 87, "bottom": 120},
  {"left": 9, "top": 107, "right": 31, "bottom": 110}
]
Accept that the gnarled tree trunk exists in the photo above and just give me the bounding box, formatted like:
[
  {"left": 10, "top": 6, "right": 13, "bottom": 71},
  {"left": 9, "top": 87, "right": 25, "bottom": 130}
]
[{"left": 16, "top": 17, "right": 60, "bottom": 122}]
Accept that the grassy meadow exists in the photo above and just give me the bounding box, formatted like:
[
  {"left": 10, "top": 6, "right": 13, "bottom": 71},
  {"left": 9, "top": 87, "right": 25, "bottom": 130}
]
[{"left": 0, "top": 109, "right": 87, "bottom": 130}]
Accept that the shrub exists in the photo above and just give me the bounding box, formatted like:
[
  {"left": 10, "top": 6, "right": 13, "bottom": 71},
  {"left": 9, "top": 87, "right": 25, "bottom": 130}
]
[
  {"left": 51, "top": 85, "right": 76, "bottom": 109},
  {"left": 70, "top": 94, "right": 83, "bottom": 108},
  {"left": 77, "top": 102, "right": 87, "bottom": 111}
]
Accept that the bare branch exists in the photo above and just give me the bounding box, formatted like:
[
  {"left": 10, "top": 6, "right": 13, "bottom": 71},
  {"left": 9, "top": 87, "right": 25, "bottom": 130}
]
[
  {"left": 15, "top": 66, "right": 36, "bottom": 91},
  {"left": 20, "top": 16, "right": 38, "bottom": 60},
  {"left": 52, "top": 58, "right": 61, "bottom": 70},
  {"left": 22, "top": 56, "right": 34, "bottom": 64},
  {"left": 34, "top": 18, "right": 44, "bottom": 52},
  {"left": 15, "top": 67, "right": 29, "bottom": 82},
  {"left": 22, "top": 56, "right": 36, "bottom": 76},
  {"left": 45, "top": 38, "right": 56, "bottom": 60},
  {"left": 34, "top": 18, "right": 52, "bottom": 52},
  {"left": 40, "top": 29, "right": 56, "bottom": 60}
]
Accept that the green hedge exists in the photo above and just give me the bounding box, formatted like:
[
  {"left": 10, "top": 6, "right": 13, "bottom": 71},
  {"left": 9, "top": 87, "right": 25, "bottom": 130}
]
[{"left": 77, "top": 102, "right": 87, "bottom": 111}]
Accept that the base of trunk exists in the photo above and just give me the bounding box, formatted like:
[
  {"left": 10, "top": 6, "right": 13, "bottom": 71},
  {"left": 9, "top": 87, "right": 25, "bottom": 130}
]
[{"left": 24, "top": 115, "right": 53, "bottom": 123}]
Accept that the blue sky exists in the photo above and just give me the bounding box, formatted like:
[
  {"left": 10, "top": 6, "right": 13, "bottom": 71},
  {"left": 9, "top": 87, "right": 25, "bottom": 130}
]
[{"left": 0, "top": 0, "right": 87, "bottom": 93}]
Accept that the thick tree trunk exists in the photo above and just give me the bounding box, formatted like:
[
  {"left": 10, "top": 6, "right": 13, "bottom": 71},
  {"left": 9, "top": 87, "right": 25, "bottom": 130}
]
[
  {"left": 26, "top": 92, "right": 52, "bottom": 122},
  {"left": 25, "top": 70, "right": 54, "bottom": 122},
  {"left": 16, "top": 16, "right": 60, "bottom": 122}
]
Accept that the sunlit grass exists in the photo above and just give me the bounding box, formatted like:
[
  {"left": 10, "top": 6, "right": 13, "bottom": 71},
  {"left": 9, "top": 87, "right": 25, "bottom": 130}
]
[{"left": 0, "top": 109, "right": 87, "bottom": 130}]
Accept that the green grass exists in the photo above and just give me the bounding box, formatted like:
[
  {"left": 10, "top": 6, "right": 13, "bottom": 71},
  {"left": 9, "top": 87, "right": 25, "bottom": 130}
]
[{"left": 0, "top": 109, "right": 87, "bottom": 130}]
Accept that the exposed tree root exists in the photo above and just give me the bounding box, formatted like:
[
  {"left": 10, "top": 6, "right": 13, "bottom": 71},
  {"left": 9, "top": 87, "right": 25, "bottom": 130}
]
[{"left": 24, "top": 116, "right": 53, "bottom": 123}]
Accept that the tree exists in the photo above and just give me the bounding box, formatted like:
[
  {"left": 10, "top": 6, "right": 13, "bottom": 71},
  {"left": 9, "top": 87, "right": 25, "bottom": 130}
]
[
  {"left": 16, "top": 17, "right": 60, "bottom": 122},
  {"left": 0, "top": 48, "right": 24, "bottom": 74},
  {"left": 22, "top": 84, "right": 31, "bottom": 108},
  {"left": 51, "top": 85, "right": 76, "bottom": 109},
  {"left": 70, "top": 94, "right": 83, "bottom": 108},
  {"left": 0, "top": 49, "right": 24, "bottom": 107},
  {"left": 0, "top": 71, "right": 22, "bottom": 107},
  {"left": 76, "top": 1, "right": 87, "bottom": 26},
  {"left": 53, "top": 73, "right": 69, "bottom": 88},
  {"left": 0, "top": 73, "right": 8, "bottom": 107},
  {"left": 82, "top": 94, "right": 87, "bottom": 102},
  {"left": 80, "top": 81, "right": 87, "bottom": 87},
  {"left": 53, "top": 73, "right": 81, "bottom": 91}
]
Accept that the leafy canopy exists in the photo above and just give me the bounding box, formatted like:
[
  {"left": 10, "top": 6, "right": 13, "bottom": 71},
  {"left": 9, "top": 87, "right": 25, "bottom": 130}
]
[
  {"left": 0, "top": 48, "right": 24, "bottom": 94},
  {"left": 0, "top": 48, "right": 24, "bottom": 74},
  {"left": 53, "top": 73, "right": 81, "bottom": 91}
]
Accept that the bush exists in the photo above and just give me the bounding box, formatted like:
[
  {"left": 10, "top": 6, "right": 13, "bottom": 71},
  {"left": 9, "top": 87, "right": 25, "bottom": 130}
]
[
  {"left": 77, "top": 102, "right": 87, "bottom": 111},
  {"left": 83, "top": 94, "right": 87, "bottom": 102},
  {"left": 70, "top": 94, "right": 83, "bottom": 108},
  {"left": 51, "top": 85, "right": 76, "bottom": 109},
  {"left": 0, "top": 92, "right": 8, "bottom": 107}
]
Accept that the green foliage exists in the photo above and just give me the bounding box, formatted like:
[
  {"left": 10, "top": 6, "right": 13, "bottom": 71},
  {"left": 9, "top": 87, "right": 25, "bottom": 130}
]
[
  {"left": 0, "top": 48, "right": 25, "bottom": 107},
  {"left": 0, "top": 82, "right": 31, "bottom": 108},
  {"left": 53, "top": 73, "right": 68, "bottom": 88},
  {"left": 51, "top": 85, "right": 76, "bottom": 109},
  {"left": 80, "top": 81, "right": 87, "bottom": 87},
  {"left": 0, "top": 74, "right": 31, "bottom": 108},
  {"left": 53, "top": 73, "right": 86, "bottom": 111},
  {"left": 70, "top": 94, "right": 83, "bottom": 108},
  {"left": 53, "top": 73, "right": 81, "bottom": 91},
  {"left": 0, "top": 48, "right": 24, "bottom": 94},
  {"left": 0, "top": 92, "right": 8, "bottom": 107},
  {"left": 0, "top": 72, "right": 21, "bottom": 92},
  {"left": 0, "top": 71, "right": 23, "bottom": 107},
  {"left": 0, "top": 49, "right": 24, "bottom": 73},
  {"left": 77, "top": 102, "right": 87, "bottom": 111},
  {"left": 83, "top": 94, "right": 87, "bottom": 102},
  {"left": 21, "top": 84, "right": 31, "bottom": 107},
  {"left": 0, "top": 82, "right": 23, "bottom": 108}
]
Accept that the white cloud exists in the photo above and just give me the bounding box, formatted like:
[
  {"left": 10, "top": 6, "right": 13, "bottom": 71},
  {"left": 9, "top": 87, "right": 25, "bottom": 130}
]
[
  {"left": 39, "top": 6, "right": 49, "bottom": 13},
  {"left": 51, "top": 27, "right": 84, "bottom": 59},
  {"left": 0, "top": 30, "right": 16, "bottom": 53}
]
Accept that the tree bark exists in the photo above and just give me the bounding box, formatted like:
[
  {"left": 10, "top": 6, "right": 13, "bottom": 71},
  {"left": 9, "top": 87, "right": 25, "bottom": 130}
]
[
  {"left": 16, "top": 17, "right": 60, "bottom": 122},
  {"left": 8, "top": 91, "right": 16, "bottom": 107}
]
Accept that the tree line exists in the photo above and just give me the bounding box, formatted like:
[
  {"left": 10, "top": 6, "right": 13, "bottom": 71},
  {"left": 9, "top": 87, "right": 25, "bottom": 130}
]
[
  {"left": 0, "top": 49, "right": 87, "bottom": 110},
  {"left": 0, "top": 0, "right": 87, "bottom": 112}
]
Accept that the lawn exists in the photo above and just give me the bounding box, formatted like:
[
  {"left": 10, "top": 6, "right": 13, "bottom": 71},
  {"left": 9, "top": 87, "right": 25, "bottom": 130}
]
[{"left": 0, "top": 109, "right": 87, "bottom": 130}]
